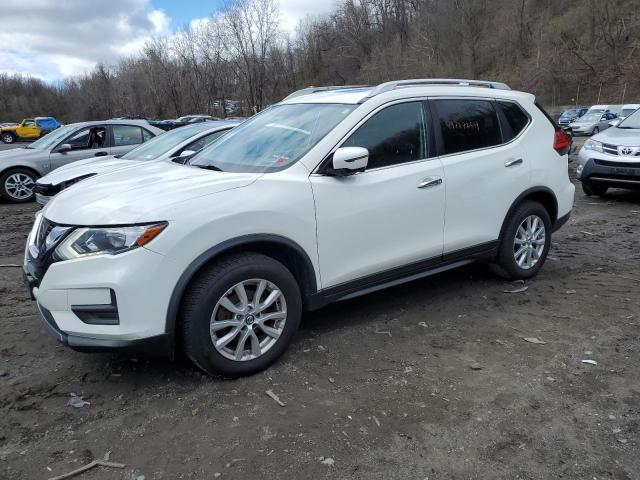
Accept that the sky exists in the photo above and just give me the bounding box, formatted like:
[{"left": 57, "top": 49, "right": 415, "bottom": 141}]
[{"left": 0, "top": 0, "right": 336, "bottom": 82}]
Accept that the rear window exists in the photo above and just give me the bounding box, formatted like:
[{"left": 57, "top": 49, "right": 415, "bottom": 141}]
[
  {"left": 498, "top": 101, "right": 530, "bottom": 141},
  {"left": 433, "top": 99, "right": 501, "bottom": 155}
]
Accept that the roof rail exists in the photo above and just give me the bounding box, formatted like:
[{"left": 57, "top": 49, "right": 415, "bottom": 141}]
[
  {"left": 283, "top": 85, "right": 370, "bottom": 101},
  {"left": 361, "top": 78, "right": 511, "bottom": 102}
]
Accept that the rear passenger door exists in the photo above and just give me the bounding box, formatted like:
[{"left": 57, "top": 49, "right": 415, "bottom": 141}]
[
  {"left": 109, "top": 125, "right": 154, "bottom": 156},
  {"left": 432, "top": 98, "right": 531, "bottom": 253}
]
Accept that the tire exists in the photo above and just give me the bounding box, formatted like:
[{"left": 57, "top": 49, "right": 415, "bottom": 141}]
[
  {"left": 491, "top": 201, "right": 552, "bottom": 280},
  {"left": 1, "top": 132, "right": 16, "bottom": 144},
  {"left": 181, "top": 252, "right": 302, "bottom": 377},
  {"left": 592, "top": 127, "right": 599, "bottom": 135},
  {"left": 582, "top": 181, "right": 607, "bottom": 197},
  {"left": 0, "top": 168, "right": 37, "bottom": 203}
]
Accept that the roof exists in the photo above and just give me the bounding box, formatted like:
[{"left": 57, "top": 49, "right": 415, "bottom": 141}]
[
  {"left": 63, "top": 119, "right": 165, "bottom": 134},
  {"left": 281, "top": 79, "right": 532, "bottom": 105},
  {"left": 174, "top": 119, "right": 242, "bottom": 133}
]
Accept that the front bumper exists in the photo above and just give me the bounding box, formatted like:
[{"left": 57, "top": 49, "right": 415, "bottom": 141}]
[
  {"left": 24, "top": 227, "right": 176, "bottom": 356},
  {"left": 576, "top": 149, "right": 640, "bottom": 190},
  {"left": 34, "top": 301, "right": 171, "bottom": 355},
  {"left": 35, "top": 193, "right": 53, "bottom": 206}
]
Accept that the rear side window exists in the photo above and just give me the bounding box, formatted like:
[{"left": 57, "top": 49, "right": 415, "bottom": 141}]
[
  {"left": 113, "top": 125, "right": 145, "bottom": 146},
  {"left": 432, "top": 99, "right": 501, "bottom": 155},
  {"left": 342, "top": 101, "right": 426, "bottom": 169},
  {"left": 498, "top": 101, "right": 530, "bottom": 141}
]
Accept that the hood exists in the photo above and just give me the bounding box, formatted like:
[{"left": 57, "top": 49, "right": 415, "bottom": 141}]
[
  {"left": 43, "top": 161, "right": 261, "bottom": 225},
  {"left": 0, "top": 146, "right": 43, "bottom": 161},
  {"left": 0, "top": 125, "right": 19, "bottom": 132},
  {"left": 593, "top": 127, "right": 640, "bottom": 145},
  {"left": 570, "top": 120, "right": 595, "bottom": 127},
  {"left": 38, "top": 155, "right": 136, "bottom": 186}
]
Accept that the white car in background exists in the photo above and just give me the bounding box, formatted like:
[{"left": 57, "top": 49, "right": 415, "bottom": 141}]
[
  {"left": 24, "top": 79, "right": 574, "bottom": 377},
  {"left": 34, "top": 120, "right": 240, "bottom": 205},
  {"left": 608, "top": 104, "right": 640, "bottom": 127}
]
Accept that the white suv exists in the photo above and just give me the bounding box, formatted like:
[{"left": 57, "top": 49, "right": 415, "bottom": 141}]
[{"left": 24, "top": 79, "right": 574, "bottom": 376}]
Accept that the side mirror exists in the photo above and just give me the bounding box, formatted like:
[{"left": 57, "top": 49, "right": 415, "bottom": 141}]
[
  {"left": 179, "top": 150, "right": 196, "bottom": 158},
  {"left": 57, "top": 144, "right": 72, "bottom": 153},
  {"left": 327, "top": 147, "right": 368, "bottom": 176}
]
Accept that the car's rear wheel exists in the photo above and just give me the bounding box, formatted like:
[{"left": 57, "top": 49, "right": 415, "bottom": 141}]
[
  {"left": 582, "top": 181, "right": 608, "bottom": 197},
  {"left": 0, "top": 168, "right": 37, "bottom": 203},
  {"left": 491, "top": 201, "right": 551, "bottom": 280},
  {"left": 181, "top": 252, "right": 302, "bottom": 377},
  {"left": 1, "top": 132, "right": 16, "bottom": 144}
]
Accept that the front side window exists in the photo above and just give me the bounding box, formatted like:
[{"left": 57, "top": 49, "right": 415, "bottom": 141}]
[
  {"left": 190, "top": 104, "right": 356, "bottom": 173},
  {"left": 65, "top": 126, "right": 107, "bottom": 150},
  {"left": 433, "top": 99, "right": 501, "bottom": 155},
  {"left": 23, "top": 120, "right": 35, "bottom": 127},
  {"left": 112, "top": 125, "right": 145, "bottom": 146},
  {"left": 341, "top": 102, "right": 426, "bottom": 169},
  {"left": 498, "top": 101, "right": 530, "bottom": 141}
]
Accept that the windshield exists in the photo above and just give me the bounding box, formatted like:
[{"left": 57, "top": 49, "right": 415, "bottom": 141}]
[
  {"left": 562, "top": 109, "right": 580, "bottom": 116},
  {"left": 28, "top": 125, "right": 76, "bottom": 150},
  {"left": 190, "top": 104, "right": 356, "bottom": 173},
  {"left": 122, "top": 125, "right": 207, "bottom": 160},
  {"left": 579, "top": 114, "right": 601, "bottom": 123},
  {"left": 618, "top": 109, "right": 640, "bottom": 129}
]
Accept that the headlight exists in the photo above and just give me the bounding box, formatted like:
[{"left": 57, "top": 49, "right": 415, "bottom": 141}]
[
  {"left": 584, "top": 139, "right": 603, "bottom": 152},
  {"left": 54, "top": 222, "right": 167, "bottom": 260}
]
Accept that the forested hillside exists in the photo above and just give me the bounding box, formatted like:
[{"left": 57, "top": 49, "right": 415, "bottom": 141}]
[{"left": 1, "top": 0, "right": 638, "bottom": 121}]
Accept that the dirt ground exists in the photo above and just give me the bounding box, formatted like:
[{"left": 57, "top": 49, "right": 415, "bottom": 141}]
[{"left": 1, "top": 141, "right": 639, "bottom": 480}]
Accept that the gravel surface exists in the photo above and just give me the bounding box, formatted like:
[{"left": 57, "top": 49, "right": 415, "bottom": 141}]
[{"left": 1, "top": 141, "right": 639, "bottom": 479}]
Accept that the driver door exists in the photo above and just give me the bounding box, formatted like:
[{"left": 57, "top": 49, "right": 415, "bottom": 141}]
[
  {"left": 309, "top": 101, "right": 445, "bottom": 289},
  {"left": 49, "top": 125, "right": 109, "bottom": 171},
  {"left": 18, "top": 120, "right": 39, "bottom": 139}
]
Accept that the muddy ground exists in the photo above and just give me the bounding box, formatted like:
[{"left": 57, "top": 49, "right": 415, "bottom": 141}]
[{"left": 1, "top": 141, "right": 639, "bottom": 479}]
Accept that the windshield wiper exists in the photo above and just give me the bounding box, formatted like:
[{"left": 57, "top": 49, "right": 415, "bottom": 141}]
[{"left": 195, "top": 164, "right": 225, "bottom": 172}]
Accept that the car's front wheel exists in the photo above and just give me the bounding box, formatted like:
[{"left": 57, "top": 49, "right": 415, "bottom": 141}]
[
  {"left": 0, "top": 168, "right": 37, "bottom": 203},
  {"left": 491, "top": 201, "right": 551, "bottom": 280},
  {"left": 1, "top": 132, "right": 16, "bottom": 144},
  {"left": 181, "top": 252, "right": 302, "bottom": 377},
  {"left": 592, "top": 127, "right": 599, "bottom": 135}
]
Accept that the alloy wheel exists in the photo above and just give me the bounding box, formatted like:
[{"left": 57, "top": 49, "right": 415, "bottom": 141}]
[
  {"left": 513, "top": 215, "right": 546, "bottom": 270},
  {"left": 5, "top": 173, "right": 35, "bottom": 200},
  {"left": 210, "top": 279, "right": 287, "bottom": 361},
  {"left": 1, "top": 133, "right": 14, "bottom": 143}
]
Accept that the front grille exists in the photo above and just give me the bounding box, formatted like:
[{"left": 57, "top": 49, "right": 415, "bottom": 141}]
[
  {"left": 595, "top": 159, "right": 640, "bottom": 168},
  {"left": 602, "top": 144, "right": 619, "bottom": 155},
  {"left": 27, "top": 218, "right": 74, "bottom": 283}
]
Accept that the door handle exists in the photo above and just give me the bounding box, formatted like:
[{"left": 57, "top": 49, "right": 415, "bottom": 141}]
[
  {"left": 417, "top": 177, "right": 443, "bottom": 189},
  {"left": 504, "top": 158, "right": 523, "bottom": 167},
  {"left": 94, "top": 151, "right": 108, "bottom": 157}
]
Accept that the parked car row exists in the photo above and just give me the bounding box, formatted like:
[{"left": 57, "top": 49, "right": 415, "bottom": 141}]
[
  {"left": 21, "top": 79, "right": 575, "bottom": 377},
  {"left": 558, "top": 104, "right": 640, "bottom": 137},
  {"left": 111, "top": 115, "right": 246, "bottom": 131}
]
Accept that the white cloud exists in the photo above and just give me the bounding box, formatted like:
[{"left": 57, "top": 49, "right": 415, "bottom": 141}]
[
  {"left": 278, "top": 0, "right": 337, "bottom": 32},
  {"left": 0, "top": 0, "right": 170, "bottom": 81}
]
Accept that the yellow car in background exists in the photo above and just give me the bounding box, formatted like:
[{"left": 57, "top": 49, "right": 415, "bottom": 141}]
[{"left": 0, "top": 117, "right": 61, "bottom": 144}]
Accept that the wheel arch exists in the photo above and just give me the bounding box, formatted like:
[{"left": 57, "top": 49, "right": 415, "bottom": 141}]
[
  {"left": 499, "top": 187, "right": 558, "bottom": 242},
  {"left": 0, "top": 165, "right": 42, "bottom": 180},
  {"left": 165, "top": 234, "right": 318, "bottom": 349}
]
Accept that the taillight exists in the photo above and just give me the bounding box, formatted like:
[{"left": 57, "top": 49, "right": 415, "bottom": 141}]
[{"left": 553, "top": 129, "right": 571, "bottom": 155}]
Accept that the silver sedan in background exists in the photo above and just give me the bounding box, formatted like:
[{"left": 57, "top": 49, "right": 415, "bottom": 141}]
[
  {"left": 0, "top": 120, "right": 163, "bottom": 203},
  {"left": 34, "top": 120, "right": 240, "bottom": 205},
  {"left": 569, "top": 112, "right": 618, "bottom": 136}
]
